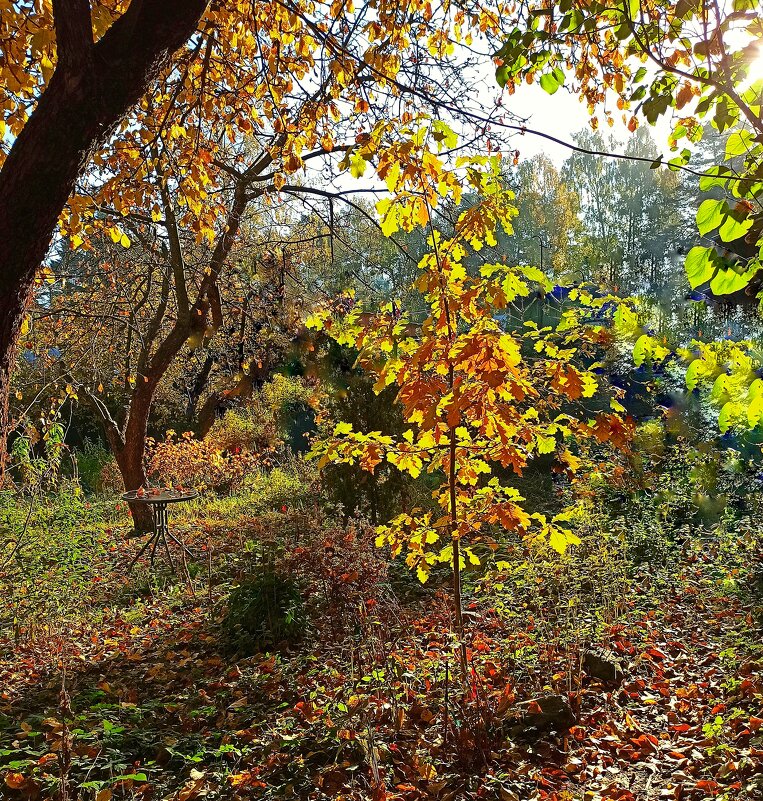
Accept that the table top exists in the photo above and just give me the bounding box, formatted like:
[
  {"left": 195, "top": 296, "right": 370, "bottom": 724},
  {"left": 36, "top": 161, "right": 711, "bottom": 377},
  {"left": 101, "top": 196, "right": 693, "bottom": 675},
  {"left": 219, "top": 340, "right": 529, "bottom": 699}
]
[{"left": 121, "top": 488, "right": 199, "bottom": 504}]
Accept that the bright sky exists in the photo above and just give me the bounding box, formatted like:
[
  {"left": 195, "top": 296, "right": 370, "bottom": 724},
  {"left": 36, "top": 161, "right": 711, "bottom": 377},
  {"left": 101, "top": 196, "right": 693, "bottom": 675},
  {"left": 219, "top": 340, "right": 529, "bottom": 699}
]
[
  {"left": 320, "top": 76, "right": 673, "bottom": 197},
  {"left": 477, "top": 78, "right": 676, "bottom": 167},
  {"left": 495, "top": 84, "right": 601, "bottom": 164},
  {"left": 480, "top": 28, "right": 763, "bottom": 167}
]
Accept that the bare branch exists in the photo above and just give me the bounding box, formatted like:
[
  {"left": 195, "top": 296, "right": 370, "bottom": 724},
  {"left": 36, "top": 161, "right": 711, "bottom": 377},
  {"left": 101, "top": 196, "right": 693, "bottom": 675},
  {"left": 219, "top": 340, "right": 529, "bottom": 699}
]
[{"left": 281, "top": 185, "right": 418, "bottom": 264}]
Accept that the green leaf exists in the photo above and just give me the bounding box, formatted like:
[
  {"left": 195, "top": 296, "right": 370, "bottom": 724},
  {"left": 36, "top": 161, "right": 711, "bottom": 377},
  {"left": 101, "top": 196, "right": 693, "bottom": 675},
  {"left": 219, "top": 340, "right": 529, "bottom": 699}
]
[
  {"left": 709, "top": 264, "right": 759, "bottom": 295},
  {"left": 748, "top": 378, "right": 763, "bottom": 400},
  {"left": 539, "top": 72, "right": 561, "bottom": 94},
  {"left": 632, "top": 334, "right": 651, "bottom": 367},
  {"left": 305, "top": 311, "right": 327, "bottom": 330},
  {"left": 718, "top": 402, "right": 742, "bottom": 433},
  {"left": 667, "top": 148, "right": 691, "bottom": 170},
  {"left": 432, "top": 120, "right": 458, "bottom": 150},
  {"left": 699, "top": 165, "right": 735, "bottom": 192},
  {"left": 686, "top": 358, "right": 714, "bottom": 391},
  {"left": 748, "top": 395, "right": 763, "bottom": 428},
  {"left": 696, "top": 198, "right": 724, "bottom": 235},
  {"left": 718, "top": 212, "right": 753, "bottom": 243},
  {"left": 547, "top": 524, "right": 580, "bottom": 554},
  {"left": 631, "top": 85, "right": 647, "bottom": 101},
  {"left": 725, "top": 129, "right": 753, "bottom": 159},
  {"left": 348, "top": 150, "right": 367, "bottom": 179},
  {"left": 613, "top": 303, "right": 640, "bottom": 337},
  {"left": 560, "top": 10, "right": 584, "bottom": 31},
  {"left": 685, "top": 246, "right": 716, "bottom": 288},
  {"left": 536, "top": 434, "right": 556, "bottom": 454},
  {"left": 710, "top": 373, "right": 728, "bottom": 403}
]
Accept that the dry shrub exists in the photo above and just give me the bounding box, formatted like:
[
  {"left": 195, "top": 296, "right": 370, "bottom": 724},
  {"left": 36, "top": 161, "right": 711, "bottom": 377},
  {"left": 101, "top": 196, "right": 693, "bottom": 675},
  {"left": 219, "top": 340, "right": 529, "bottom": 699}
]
[{"left": 286, "top": 516, "right": 396, "bottom": 643}]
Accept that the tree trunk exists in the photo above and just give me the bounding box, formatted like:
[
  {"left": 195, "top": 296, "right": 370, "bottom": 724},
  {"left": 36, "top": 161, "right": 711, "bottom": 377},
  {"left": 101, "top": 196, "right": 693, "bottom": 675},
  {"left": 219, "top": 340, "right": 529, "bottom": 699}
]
[
  {"left": 186, "top": 353, "right": 217, "bottom": 423},
  {"left": 0, "top": 293, "right": 30, "bottom": 482},
  {"left": 113, "top": 439, "right": 154, "bottom": 534},
  {"left": 94, "top": 390, "right": 151, "bottom": 534},
  {"left": 449, "top": 422, "right": 467, "bottom": 681},
  {"left": 117, "top": 368, "right": 177, "bottom": 533},
  {"left": 0, "top": 0, "right": 209, "bottom": 476}
]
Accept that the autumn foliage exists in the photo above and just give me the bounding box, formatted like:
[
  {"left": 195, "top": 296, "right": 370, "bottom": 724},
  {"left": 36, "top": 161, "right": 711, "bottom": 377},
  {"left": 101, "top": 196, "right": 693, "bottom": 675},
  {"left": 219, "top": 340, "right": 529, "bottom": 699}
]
[{"left": 308, "top": 157, "right": 634, "bottom": 672}]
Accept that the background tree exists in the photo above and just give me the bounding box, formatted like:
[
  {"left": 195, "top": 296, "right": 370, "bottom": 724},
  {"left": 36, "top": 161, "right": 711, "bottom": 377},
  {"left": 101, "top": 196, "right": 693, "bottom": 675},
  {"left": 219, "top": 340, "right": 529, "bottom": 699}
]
[
  {"left": 289, "top": 201, "right": 425, "bottom": 307},
  {"left": 17, "top": 195, "right": 311, "bottom": 529},
  {"left": 0, "top": 0, "right": 210, "bottom": 470},
  {"left": 507, "top": 155, "right": 584, "bottom": 281},
  {"left": 561, "top": 128, "right": 688, "bottom": 295}
]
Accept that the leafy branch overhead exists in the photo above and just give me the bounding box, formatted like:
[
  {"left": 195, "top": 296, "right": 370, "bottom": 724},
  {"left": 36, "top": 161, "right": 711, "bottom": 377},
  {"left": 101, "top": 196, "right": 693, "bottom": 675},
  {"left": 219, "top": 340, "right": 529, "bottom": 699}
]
[{"left": 495, "top": 0, "right": 763, "bottom": 300}]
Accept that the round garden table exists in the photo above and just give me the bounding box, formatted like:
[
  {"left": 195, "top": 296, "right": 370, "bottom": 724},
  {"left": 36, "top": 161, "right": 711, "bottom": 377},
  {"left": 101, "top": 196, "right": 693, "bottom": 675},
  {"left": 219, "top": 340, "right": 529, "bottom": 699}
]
[{"left": 121, "top": 488, "right": 198, "bottom": 571}]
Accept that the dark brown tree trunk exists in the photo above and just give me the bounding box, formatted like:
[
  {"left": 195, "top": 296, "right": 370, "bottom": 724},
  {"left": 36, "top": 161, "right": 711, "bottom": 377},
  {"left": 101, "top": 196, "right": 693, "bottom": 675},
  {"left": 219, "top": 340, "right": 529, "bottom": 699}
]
[
  {"left": 96, "top": 391, "right": 153, "bottom": 534},
  {"left": 197, "top": 393, "right": 223, "bottom": 440},
  {"left": 0, "top": 0, "right": 209, "bottom": 477}
]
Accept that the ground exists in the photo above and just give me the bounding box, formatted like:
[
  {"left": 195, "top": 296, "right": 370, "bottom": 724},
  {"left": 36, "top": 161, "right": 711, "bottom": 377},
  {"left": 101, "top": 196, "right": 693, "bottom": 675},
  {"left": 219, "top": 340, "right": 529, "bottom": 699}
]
[{"left": 1, "top": 520, "right": 762, "bottom": 801}]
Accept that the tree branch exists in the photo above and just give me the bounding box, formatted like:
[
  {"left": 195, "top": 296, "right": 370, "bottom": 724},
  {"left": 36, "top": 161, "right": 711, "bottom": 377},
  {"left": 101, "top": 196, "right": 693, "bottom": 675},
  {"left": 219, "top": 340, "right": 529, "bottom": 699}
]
[
  {"left": 157, "top": 173, "right": 191, "bottom": 324},
  {"left": 281, "top": 185, "right": 418, "bottom": 264},
  {"left": 78, "top": 383, "right": 125, "bottom": 449},
  {"left": 622, "top": 4, "right": 763, "bottom": 138},
  {"left": 52, "top": 0, "right": 93, "bottom": 72}
]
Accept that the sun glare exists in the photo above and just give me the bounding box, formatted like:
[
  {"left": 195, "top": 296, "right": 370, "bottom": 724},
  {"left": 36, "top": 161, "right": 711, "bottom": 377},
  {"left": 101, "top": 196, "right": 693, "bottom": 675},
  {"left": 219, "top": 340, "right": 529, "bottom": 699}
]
[{"left": 747, "top": 43, "right": 763, "bottom": 84}]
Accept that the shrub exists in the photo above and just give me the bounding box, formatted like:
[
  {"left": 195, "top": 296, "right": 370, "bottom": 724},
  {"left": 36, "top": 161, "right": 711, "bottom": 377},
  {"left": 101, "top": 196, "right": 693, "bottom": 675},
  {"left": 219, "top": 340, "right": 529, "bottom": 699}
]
[
  {"left": 207, "top": 375, "right": 317, "bottom": 454},
  {"left": 559, "top": 426, "right": 763, "bottom": 608},
  {"left": 222, "top": 570, "right": 307, "bottom": 653},
  {"left": 0, "top": 482, "right": 109, "bottom": 642},
  {"left": 9, "top": 420, "right": 66, "bottom": 490},
  {"left": 145, "top": 430, "right": 258, "bottom": 493},
  {"left": 206, "top": 409, "right": 264, "bottom": 453},
  {"left": 241, "top": 465, "right": 313, "bottom": 510},
  {"left": 260, "top": 373, "right": 316, "bottom": 452},
  {"left": 312, "top": 345, "right": 416, "bottom": 523},
  {"left": 286, "top": 516, "right": 394, "bottom": 642},
  {"left": 97, "top": 456, "right": 125, "bottom": 494}
]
